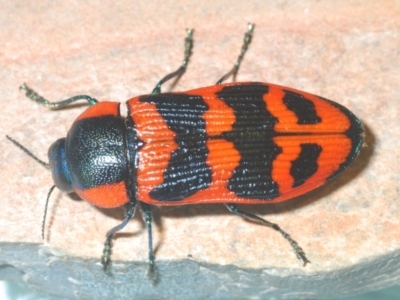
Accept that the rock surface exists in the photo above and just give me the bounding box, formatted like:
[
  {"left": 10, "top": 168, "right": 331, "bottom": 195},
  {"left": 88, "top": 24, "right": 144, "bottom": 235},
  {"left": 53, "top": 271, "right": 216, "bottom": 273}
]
[{"left": 0, "top": 1, "right": 399, "bottom": 299}]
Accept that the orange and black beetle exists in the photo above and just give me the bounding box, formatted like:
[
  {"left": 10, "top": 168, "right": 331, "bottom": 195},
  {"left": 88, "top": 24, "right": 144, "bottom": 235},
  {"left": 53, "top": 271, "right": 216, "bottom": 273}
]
[{"left": 8, "top": 24, "right": 363, "bottom": 283}]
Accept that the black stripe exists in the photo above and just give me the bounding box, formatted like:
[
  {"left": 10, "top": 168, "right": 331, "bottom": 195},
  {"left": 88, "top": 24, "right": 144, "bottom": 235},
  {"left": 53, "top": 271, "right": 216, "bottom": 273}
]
[
  {"left": 283, "top": 90, "right": 322, "bottom": 124},
  {"left": 216, "top": 83, "right": 281, "bottom": 199},
  {"left": 291, "top": 143, "right": 322, "bottom": 188},
  {"left": 139, "top": 93, "right": 211, "bottom": 201}
]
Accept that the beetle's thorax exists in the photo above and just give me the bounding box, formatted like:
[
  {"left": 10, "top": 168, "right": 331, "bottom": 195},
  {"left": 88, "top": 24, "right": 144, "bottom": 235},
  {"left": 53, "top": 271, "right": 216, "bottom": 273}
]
[{"left": 47, "top": 102, "right": 137, "bottom": 208}]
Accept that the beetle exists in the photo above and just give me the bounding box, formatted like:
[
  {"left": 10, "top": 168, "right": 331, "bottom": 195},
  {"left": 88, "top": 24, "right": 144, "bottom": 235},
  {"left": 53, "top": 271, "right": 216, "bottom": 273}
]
[{"left": 7, "top": 24, "right": 364, "bottom": 284}]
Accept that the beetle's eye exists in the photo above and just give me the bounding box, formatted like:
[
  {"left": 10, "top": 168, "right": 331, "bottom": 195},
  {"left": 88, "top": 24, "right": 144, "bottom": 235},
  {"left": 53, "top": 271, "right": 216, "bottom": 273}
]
[{"left": 48, "top": 138, "right": 73, "bottom": 192}]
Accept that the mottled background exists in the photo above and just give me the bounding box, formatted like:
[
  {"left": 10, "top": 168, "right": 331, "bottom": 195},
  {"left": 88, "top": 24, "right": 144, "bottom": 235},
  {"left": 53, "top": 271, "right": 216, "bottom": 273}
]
[{"left": 0, "top": 1, "right": 399, "bottom": 299}]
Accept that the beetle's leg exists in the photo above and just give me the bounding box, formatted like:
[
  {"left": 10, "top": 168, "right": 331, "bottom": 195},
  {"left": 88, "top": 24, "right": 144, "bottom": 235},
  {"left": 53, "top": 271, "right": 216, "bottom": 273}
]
[
  {"left": 152, "top": 29, "right": 194, "bottom": 94},
  {"left": 217, "top": 23, "right": 255, "bottom": 85},
  {"left": 139, "top": 202, "right": 158, "bottom": 285},
  {"left": 20, "top": 83, "right": 98, "bottom": 109},
  {"left": 101, "top": 201, "right": 137, "bottom": 271},
  {"left": 224, "top": 203, "right": 310, "bottom": 266}
]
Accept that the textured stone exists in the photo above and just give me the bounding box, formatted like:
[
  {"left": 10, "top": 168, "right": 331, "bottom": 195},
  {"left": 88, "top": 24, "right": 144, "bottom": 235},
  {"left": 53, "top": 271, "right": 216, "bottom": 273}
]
[
  {"left": 0, "top": 1, "right": 400, "bottom": 299},
  {"left": 1, "top": 243, "right": 400, "bottom": 300}
]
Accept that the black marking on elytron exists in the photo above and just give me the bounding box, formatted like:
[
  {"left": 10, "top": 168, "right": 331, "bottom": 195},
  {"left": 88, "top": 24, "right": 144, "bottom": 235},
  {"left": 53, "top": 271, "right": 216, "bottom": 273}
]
[
  {"left": 320, "top": 96, "right": 364, "bottom": 182},
  {"left": 139, "top": 93, "right": 212, "bottom": 201},
  {"left": 283, "top": 90, "right": 322, "bottom": 124},
  {"left": 216, "top": 83, "right": 282, "bottom": 199},
  {"left": 66, "top": 115, "right": 129, "bottom": 190},
  {"left": 291, "top": 143, "right": 322, "bottom": 188}
]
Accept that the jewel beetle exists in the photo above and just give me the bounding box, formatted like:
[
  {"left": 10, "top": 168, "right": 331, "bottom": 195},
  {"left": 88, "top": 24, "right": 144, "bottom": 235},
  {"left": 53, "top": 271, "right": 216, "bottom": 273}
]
[{"left": 7, "top": 24, "right": 364, "bottom": 283}]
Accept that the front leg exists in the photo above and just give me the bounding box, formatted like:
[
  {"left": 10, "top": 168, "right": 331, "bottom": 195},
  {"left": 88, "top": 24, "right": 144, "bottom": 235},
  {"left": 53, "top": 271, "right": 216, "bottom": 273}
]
[{"left": 101, "top": 201, "right": 137, "bottom": 271}]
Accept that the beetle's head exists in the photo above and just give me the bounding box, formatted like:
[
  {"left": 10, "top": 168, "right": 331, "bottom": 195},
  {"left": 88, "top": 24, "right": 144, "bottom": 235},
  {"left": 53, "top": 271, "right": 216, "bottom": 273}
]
[{"left": 48, "top": 138, "right": 73, "bottom": 192}]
